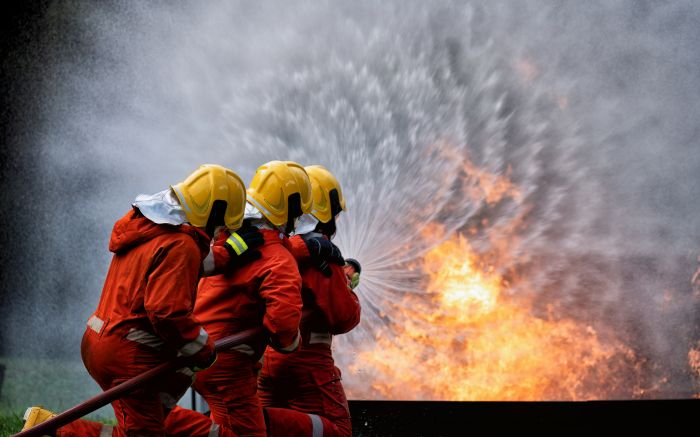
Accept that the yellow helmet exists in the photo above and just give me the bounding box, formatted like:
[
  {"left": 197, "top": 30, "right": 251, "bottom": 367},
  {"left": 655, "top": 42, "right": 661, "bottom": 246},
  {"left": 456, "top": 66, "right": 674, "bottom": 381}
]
[
  {"left": 171, "top": 164, "right": 247, "bottom": 230},
  {"left": 246, "top": 161, "right": 313, "bottom": 227},
  {"left": 304, "top": 165, "right": 346, "bottom": 223}
]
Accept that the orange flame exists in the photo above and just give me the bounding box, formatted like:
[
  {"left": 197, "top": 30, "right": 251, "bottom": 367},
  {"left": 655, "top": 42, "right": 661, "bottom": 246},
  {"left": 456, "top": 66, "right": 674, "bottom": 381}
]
[
  {"left": 690, "top": 341, "right": 700, "bottom": 398},
  {"left": 348, "top": 231, "right": 641, "bottom": 401},
  {"left": 461, "top": 159, "right": 522, "bottom": 205}
]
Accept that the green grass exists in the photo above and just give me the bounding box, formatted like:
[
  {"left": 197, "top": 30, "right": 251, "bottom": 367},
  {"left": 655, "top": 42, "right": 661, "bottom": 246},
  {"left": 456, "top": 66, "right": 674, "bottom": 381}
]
[
  {"left": 0, "top": 356, "right": 114, "bottom": 421},
  {"left": 0, "top": 411, "right": 23, "bottom": 437},
  {"left": 0, "top": 410, "right": 115, "bottom": 437},
  {"left": 0, "top": 355, "right": 196, "bottom": 434},
  {"left": 0, "top": 355, "right": 112, "bottom": 435},
  {"left": 0, "top": 355, "right": 193, "bottom": 434}
]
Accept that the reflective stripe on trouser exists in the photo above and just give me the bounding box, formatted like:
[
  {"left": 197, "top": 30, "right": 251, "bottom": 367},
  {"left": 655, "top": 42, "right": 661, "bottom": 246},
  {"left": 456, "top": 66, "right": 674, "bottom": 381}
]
[
  {"left": 125, "top": 328, "right": 207, "bottom": 362},
  {"left": 81, "top": 327, "right": 194, "bottom": 436},
  {"left": 126, "top": 329, "right": 165, "bottom": 350},
  {"left": 258, "top": 363, "right": 352, "bottom": 437},
  {"left": 163, "top": 405, "right": 238, "bottom": 437},
  {"left": 263, "top": 407, "right": 352, "bottom": 437},
  {"left": 193, "top": 351, "right": 266, "bottom": 437}
]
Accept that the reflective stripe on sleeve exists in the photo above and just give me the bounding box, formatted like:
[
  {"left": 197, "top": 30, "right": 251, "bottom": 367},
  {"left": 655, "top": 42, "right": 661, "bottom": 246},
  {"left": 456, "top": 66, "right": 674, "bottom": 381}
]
[
  {"left": 87, "top": 315, "right": 105, "bottom": 334},
  {"left": 125, "top": 329, "right": 165, "bottom": 350},
  {"left": 309, "top": 332, "right": 332, "bottom": 346},
  {"left": 226, "top": 233, "right": 248, "bottom": 255},
  {"left": 309, "top": 414, "right": 323, "bottom": 437},
  {"left": 179, "top": 328, "right": 209, "bottom": 357},
  {"left": 277, "top": 331, "right": 300, "bottom": 353}
]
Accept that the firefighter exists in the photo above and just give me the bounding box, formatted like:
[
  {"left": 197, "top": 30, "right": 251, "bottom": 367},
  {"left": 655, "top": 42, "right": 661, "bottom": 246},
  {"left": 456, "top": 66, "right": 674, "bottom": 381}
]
[
  {"left": 22, "top": 164, "right": 263, "bottom": 436},
  {"left": 258, "top": 165, "right": 361, "bottom": 437},
  {"left": 163, "top": 160, "right": 312, "bottom": 437}
]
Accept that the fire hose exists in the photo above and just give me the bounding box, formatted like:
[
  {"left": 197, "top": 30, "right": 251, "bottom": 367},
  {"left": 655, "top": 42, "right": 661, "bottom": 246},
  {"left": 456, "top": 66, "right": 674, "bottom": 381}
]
[{"left": 12, "top": 326, "right": 264, "bottom": 437}]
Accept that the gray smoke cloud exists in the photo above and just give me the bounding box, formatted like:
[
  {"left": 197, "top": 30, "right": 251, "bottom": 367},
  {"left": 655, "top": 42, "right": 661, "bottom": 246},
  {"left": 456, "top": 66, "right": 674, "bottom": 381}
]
[{"left": 2, "top": 0, "right": 700, "bottom": 408}]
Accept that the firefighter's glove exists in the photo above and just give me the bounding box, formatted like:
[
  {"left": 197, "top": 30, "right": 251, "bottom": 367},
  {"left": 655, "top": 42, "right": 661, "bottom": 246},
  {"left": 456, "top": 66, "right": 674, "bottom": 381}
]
[
  {"left": 225, "top": 224, "right": 264, "bottom": 267},
  {"left": 349, "top": 272, "right": 360, "bottom": 289},
  {"left": 344, "top": 258, "right": 361, "bottom": 288},
  {"left": 316, "top": 260, "right": 332, "bottom": 277},
  {"left": 302, "top": 235, "right": 345, "bottom": 266}
]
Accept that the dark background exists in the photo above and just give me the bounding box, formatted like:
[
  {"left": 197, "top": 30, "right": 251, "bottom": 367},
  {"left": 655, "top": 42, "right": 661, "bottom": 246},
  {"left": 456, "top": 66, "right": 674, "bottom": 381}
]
[
  {"left": 1, "top": 1, "right": 109, "bottom": 358},
  {"left": 1, "top": 1, "right": 52, "bottom": 354}
]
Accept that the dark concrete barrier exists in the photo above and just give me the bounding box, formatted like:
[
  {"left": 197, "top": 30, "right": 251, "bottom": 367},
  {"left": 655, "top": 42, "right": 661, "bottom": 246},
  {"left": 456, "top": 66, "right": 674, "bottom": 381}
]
[{"left": 348, "top": 399, "right": 698, "bottom": 436}]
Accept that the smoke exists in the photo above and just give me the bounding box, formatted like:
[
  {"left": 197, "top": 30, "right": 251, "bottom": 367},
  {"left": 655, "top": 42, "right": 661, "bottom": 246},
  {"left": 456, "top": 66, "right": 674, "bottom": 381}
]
[{"left": 2, "top": 0, "right": 700, "bottom": 402}]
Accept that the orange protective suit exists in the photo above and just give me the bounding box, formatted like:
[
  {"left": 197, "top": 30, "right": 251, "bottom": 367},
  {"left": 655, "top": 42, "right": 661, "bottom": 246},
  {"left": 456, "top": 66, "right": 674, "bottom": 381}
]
[
  {"left": 79, "top": 209, "right": 215, "bottom": 437},
  {"left": 258, "top": 235, "right": 360, "bottom": 437},
  {"left": 164, "top": 228, "right": 303, "bottom": 437},
  {"left": 51, "top": 419, "right": 112, "bottom": 437}
]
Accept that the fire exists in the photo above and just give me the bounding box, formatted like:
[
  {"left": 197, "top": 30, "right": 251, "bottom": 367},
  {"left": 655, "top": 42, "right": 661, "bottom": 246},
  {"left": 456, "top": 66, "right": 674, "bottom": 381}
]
[
  {"left": 460, "top": 159, "right": 522, "bottom": 206},
  {"left": 691, "top": 344, "right": 700, "bottom": 398},
  {"left": 424, "top": 236, "right": 500, "bottom": 322},
  {"left": 348, "top": 232, "right": 641, "bottom": 401},
  {"left": 690, "top": 341, "right": 700, "bottom": 386}
]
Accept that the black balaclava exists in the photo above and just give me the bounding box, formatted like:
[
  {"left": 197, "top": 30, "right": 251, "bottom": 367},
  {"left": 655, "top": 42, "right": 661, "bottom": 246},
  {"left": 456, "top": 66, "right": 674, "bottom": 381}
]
[
  {"left": 205, "top": 200, "right": 227, "bottom": 238},
  {"left": 314, "top": 189, "right": 343, "bottom": 239}
]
